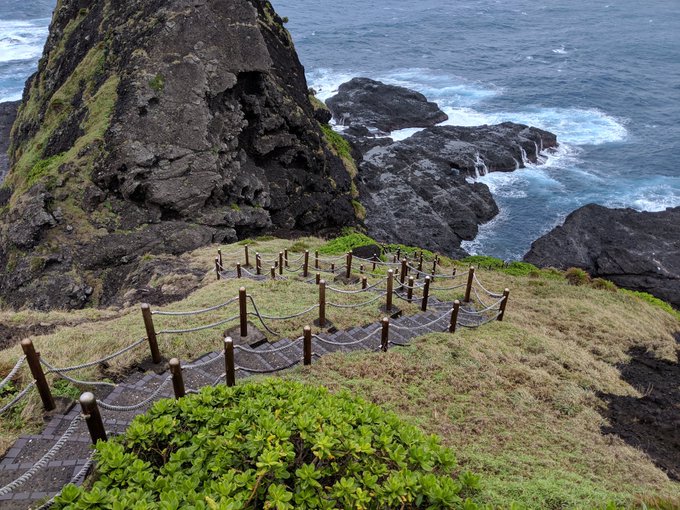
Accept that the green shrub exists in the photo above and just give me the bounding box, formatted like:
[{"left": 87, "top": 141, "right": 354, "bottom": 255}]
[
  {"left": 590, "top": 278, "right": 618, "bottom": 292},
  {"left": 564, "top": 267, "right": 591, "bottom": 286},
  {"left": 320, "top": 124, "right": 352, "bottom": 161},
  {"left": 502, "top": 261, "right": 538, "bottom": 277},
  {"left": 53, "top": 380, "right": 482, "bottom": 509},
  {"left": 318, "top": 230, "right": 377, "bottom": 255},
  {"left": 149, "top": 74, "right": 165, "bottom": 93},
  {"left": 460, "top": 256, "right": 505, "bottom": 270}
]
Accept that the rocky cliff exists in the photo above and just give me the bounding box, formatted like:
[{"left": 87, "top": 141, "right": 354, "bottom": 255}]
[
  {"left": 0, "top": 0, "right": 358, "bottom": 310},
  {"left": 524, "top": 204, "right": 680, "bottom": 308},
  {"left": 0, "top": 101, "right": 19, "bottom": 183}
]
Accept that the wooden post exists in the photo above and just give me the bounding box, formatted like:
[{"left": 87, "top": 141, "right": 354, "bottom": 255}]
[
  {"left": 245, "top": 245, "right": 250, "bottom": 266},
  {"left": 284, "top": 249, "right": 289, "bottom": 268},
  {"left": 381, "top": 317, "right": 389, "bottom": 352},
  {"left": 418, "top": 252, "right": 423, "bottom": 273},
  {"left": 256, "top": 253, "right": 261, "bottom": 275},
  {"left": 79, "top": 392, "right": 106, "bottom": 444},
  {"left": 431, "top": 257, "right": 438, "bottom": 281},
  {"left": 318, "top": 280, "right": 326, "bottom": 327},
  {"left": 498, "top": 289, "right": 510, "bottom": 321},
  {"left": 303, "top": 326, "right": 312, "bottom": 366},
  {"left": 279, "top": 252, "right": 284, "bottom": 275},
  {"left": 449, "top": 300, "right": 461, "bottom": 333},
  {"left": 360, "top": 264, "right": 364, "bottom": 275},
  {"left": 315, "top": 272, "right": 321, "bottom": 285},
  {"left": 224, "top": 336, "right": 235, "bottom": 387},
  {"left": 421, "top": 276, "right": 431, "bottom": 312},
  {"left": 218, "top": 249, "right": 223, "bottom": 269},
  {"left": 169, "top": 358, "right": 185, "bottom": 399},
  {"left": 21, "top": 339, "right": 55, "bottom": 411},
  {"left": 315, "top": 250, "right": 319, "bottom": 270},
  {"left": 270, "top": 266, "right": 276, "bottom": 280},
  {"left": 346, "top": 252, "right": 353, "bottom": 279},
  {"left": 396, "top": 248, "right": 401, "bottom": 260},
  {"left": 400, "top": 259, "right": 407, "bottom": 285},
  {"left": 386, "top": 269, "right": 394, "bottom": 311},
  {"left": 361, "top": 276, "right": 368, "bottom": 289},
  {"left": 407, "top": 276, "right": 414, "bottom": 303},
  {"left": 236, "top": 263, "right": 242, "bottom": 278},
  {"left": 452, "top": 267, "right": 457, "bottom": 277},
  {"left": 330, "top": 263, "right": 335, "bottom": 274},
  {"left": 464, "top": 266, "right": 475, "bottom": 303},
  {"left": 141, "top": 303, "right": 161, "bottom": 363},
  {"left": 372, "top": 254, "right": 377, "bottom": 272},
  {"left": 239, "top": 287, "right": 248, "bottom": 337},
  {"left": 215, "top": 257, "right": 221, "bottom": 280},
  {"left": 392, "top": 254, "right": 397, "bottom": 263},
  {"left": 303, "top": 250, "right": 309, "bottom": 277}
]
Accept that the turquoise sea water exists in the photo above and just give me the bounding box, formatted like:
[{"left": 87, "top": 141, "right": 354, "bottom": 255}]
[{"left": 1, "top": 0, "right": 679, "bottom": 258}]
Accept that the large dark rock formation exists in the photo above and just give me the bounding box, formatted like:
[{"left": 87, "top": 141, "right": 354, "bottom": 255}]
[
  {"left": 524, "top": 204, "right": 680, "bottom": 308},
  {"left": 0, "top": 0, "right": 358, "bottom": 310},
  {"left": 326, "top": 77, "right": 449, "bottom": 133},
  {"left": 0, "top": 101, "right": 19, "bottom": 183},
  {"left": 353, "top": 122, "right": 557, "bottom": 256}
]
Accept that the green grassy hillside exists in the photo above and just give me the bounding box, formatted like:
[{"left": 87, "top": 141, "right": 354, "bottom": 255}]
[{"left": 0, "top": 235, "right": 678, "bottom": 508}]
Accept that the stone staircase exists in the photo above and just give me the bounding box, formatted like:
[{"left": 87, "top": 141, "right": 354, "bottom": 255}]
[{"left": 0, "top": 298, "right": 458, "bottom": 509}]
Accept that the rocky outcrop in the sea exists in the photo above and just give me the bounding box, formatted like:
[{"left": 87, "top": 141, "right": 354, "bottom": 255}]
[
  {"left": 350, "top": 122, "right": 557, "bottom": 256},
  {"left": 524, "top": 204, "right": 680, "bottom": 308},
  {"left": 0, "top": 101, "right": 19, "bottom": 183},
  {"left": 0, "top": 0, "right": 358, "bottom": 310},
  {"left": 326, "top": 77, "right": 449, "bottom": 133}
]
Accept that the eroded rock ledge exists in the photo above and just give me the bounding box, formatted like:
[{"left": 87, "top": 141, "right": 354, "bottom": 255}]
[{"left": 524, "top": 204, "right": 680, "bottom": 308}]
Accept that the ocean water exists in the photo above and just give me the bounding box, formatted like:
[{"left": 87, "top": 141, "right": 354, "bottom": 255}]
[{"left": 1, "top": 1, "right": 679, "bottom": 259}]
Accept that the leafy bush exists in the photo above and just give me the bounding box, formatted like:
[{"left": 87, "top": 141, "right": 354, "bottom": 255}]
[
  {"left": 54, "top": 380, "right": 483, "bottom": 509},
  {"left": 590, "top": 278, "right": 617, "bottom": 292},
  {"left": 317, "top": 230, "right": 378, "bottom": 255},
  {"left": 564, "top": 267, "right": 591, "bottom": 286}
]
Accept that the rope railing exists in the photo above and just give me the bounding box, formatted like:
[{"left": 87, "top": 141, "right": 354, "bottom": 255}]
[
  {"left": 156, "top": 314, "right": 240, "bottom": 335},
  {"left": 0, "top": 356, "right": 26, "bottom": 391},
  {"left": 97, "top": 376, "right": 172, "bottom": 412},
  {"left": 38, "top": 338, "right": 147, "bottom": 374},
  {"left": 0, "top": 382, "right": 35, "bottom": 415},
  {"left": 235, "top": 336, "right": 305, "bottom": 355},
  {"left": 0, "top": 414, "right": 83, "bottom": 496},
  {"left": 151, "top": 297, "right": 239, "bottom": 316},
  {"left": 390, "top": 309, "right": 451, "bottom": 332},
  {"left": 41, "top": 359, "right": 115, "bottom": 388},
  {"left": 473, "top": 273, "right": 505, "bottom": 298}
]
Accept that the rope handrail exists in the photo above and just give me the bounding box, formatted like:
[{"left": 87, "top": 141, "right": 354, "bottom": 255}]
[
  {"left": 283, "top": 263, "right": 305, "bottom": 273},
  {"left": 472, "top": 287, "right": 493, "bottom": 309},
  {"left": 250, "top": 304, "right": 319, "bottom": 321},
  {"left": 352, "top": 255, "right": 400, "bottom": 267},
  {"left": 235, "top": 359, "right": 301, "bottom": 374},
  {"left": 327, "top": 292, "right": 386, "bottom": 309},
  {"left": 429, "top": 282, "right": 466, "bottom": 291},
  {"left": 183, "top": 354, "right": 224, "bottom": 370},
  {"left": 152, "top": 296, "right": 239, "bottom": 316},
  {"left": 390, "top": 309, "right": 451, "bottom": 332},
  {"left": 473, "top": 273, "right": 505, "bottom": 298},
  {"left": 326, "top": 279, "right": 385, "bottom": 294},
  {"left": 312, "top": 327, "right": 381, "bottom": 347},
  {"left": 404, "top": 262, "right": 463, "bottom": 279},
  {"left": 41, "top": 359, "right": 116, "bottom": 388},
  {"left": 97, "top": 376, "right": 172, "bottom": 411},
  {"left": 459, "top": 296, "right": 506, "bottom": 316},
  {"left": 458, "top": 310, "right": 502, "bottom": 328},
  {"left": 37, "top": 338, "right": 146, "bottom": 374},
  {"left": 246, "top": 295, "right": 281, "bottom": 337},
  {"left": 0, "top": 356, "right": 26, "bottom": 390},
  {"left": 0, "top": 382, "right": 35, "bottom": 415},
  {"left": 235, "top": 336, "right": 304, "bottom": 355},
  {"left": 0, "top": 414, "right": 83, "bottom": 496},
  {"left": 157, "top": 315, "right": 239, "bottom": 335}
]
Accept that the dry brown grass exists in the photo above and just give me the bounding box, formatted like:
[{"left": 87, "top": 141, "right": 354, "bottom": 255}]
[{"left": 1, "top": 236, "right": 679, "bottom": 508}]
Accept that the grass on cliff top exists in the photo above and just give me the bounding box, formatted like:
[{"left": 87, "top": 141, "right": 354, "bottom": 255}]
[{"left": 0, "top": 235, "right": 679, "bottom": 508}]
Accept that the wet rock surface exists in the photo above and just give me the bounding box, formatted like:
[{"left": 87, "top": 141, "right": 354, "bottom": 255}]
[
  {"left": 524, "top": 204, "right": 680, "bottom": 308},
  {"left": 352, "top": 123, "right": 557, "bottom": 256},
  {"left": 326, "top": 77, "right": 449, "bottom": 133},
  {"left": 0, "top": 101, "right": 19, "bottom": 183}
]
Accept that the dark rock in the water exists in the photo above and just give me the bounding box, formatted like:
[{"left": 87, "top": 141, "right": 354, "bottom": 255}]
[
  {"left": 0, "top": 101, "right": 19, "bottom": 182},
  {"left": 355, "top": 123, "right": 557, "bottom": 255},
  {"left": 326, "top": 77, "right": 449, "bottom": 132},
  {"left": 524, "top": 204, "right": 680, "bottom": 308},
  {"left": 0, "top": 0, "right": 358, "bottom": 309}
]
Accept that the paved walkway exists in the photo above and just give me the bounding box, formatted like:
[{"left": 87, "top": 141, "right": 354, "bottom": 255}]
[{"left": 0, "top": 297, "right": 459, "bottom": 509}]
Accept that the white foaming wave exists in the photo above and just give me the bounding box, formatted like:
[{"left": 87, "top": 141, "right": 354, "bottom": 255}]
[
  {"left": 460, "top": 208, "right": 509, "bottom": 255},
  {"left": 306, "top": 68, "right": 357, "bottom": 101},
  {"left": 494, "top": 107, "right": 628, "bottom": 145},
  {"left": 390, "top": 127, "right": 422, "bottom": 141},
  {"left": 552, "top": 45, "right": 568, "bottom": 54},
  {"left": 0, "top": 19, "right": 49, "bottom": 64},
  {"left": 604, "top": 183, "right": 680, "bottom": 212},
  {"left": 439, "top": 106, "right": 498, "bottom": 127}
]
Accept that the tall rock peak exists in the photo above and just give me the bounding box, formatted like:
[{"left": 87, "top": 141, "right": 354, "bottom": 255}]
[{"left": 0, "top": 0, "right": 358, "bottom": 310}]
